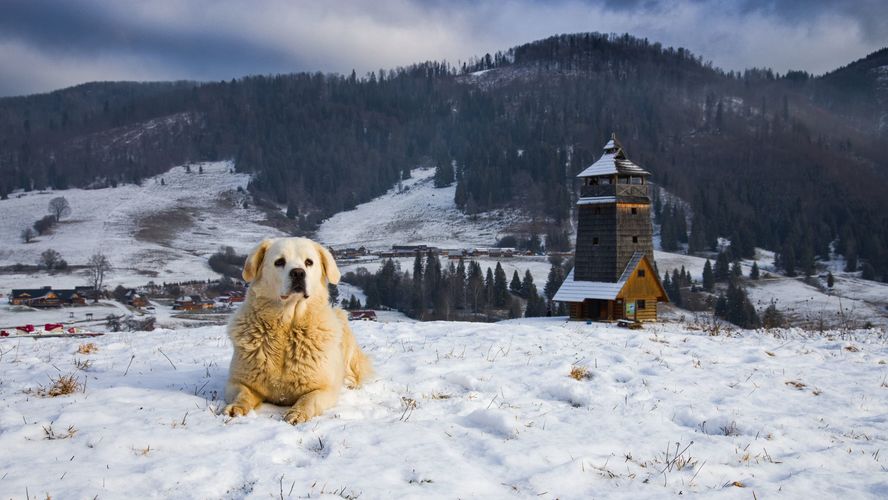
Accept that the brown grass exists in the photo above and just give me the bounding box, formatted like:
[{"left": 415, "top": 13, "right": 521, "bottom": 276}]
[
  {"left": 569, "top": 365, "right": 592, "bottom": 381},
  {"left": 785, "top": 380, "right": 807, "bottom": 390},
  {"left": 77, "top": 343, "right": 98, "bottom": 354},
  {"left": 28, "top": 374, "right": 82, "bottom": 397}
]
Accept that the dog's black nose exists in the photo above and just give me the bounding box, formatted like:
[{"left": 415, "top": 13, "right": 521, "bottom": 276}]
[{"left": 289, "top": 268, "right": 306, "bottom": 279}]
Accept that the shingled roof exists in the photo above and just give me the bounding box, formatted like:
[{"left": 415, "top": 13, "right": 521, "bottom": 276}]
[
  {"left": 553, "top": 252, "right": 646, "bottom": 301},
  {"left": 577, "top": 135, "right": 651, "bottom": 178}
]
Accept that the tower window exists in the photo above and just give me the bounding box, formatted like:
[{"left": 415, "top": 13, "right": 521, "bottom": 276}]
[
  {"left": 638, "top": 269, "right": 645, "bottom": 277},
  {"left": 632, "top": 236, "right": 639, "bottom": 243},
  {"left": 592, "top": 237, "right": 599, "bottom": 245},
  {"left": 631, "top": 207, "right": 637, "bottom": 214},
  {"left": 630, "top": 176, "right": 644, "bottom": 185}
]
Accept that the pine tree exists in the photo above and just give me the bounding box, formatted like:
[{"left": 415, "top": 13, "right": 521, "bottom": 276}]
[
  {"left": 731, "top": 260, "right": 742, "bottom": 279},
  {"left": 493, "top": 262, "right": 508, "bottom": 307},
  {"left": 509, "top": 270, "right": 521, "bottom": 294},
  {"left": 485, "top": 267, "right": 495, "bottom": 307},
  {"left": 365, "top": 281, "right": 380, "bottom": 309},
  {"left": 423, "top": 251, "right": 437, "bottom": 304},
  {"left": 715, "top": 252, "right": 730, "bottom": 281},
  {"left": 702, "top": 259, "right": 715, "bottom": 292},
  {"left": 453, "top": 258, "right": 466, "bottom": 309},
  {"left": 467, "top": 261, "right": 485, "bottom": 312},
  {"left": 749, "top": 261, "right": 760, "bottom": 280},
  {"left": 801, "top": 246, "right": 815, "bottom": 276},
  {"left": 520, "top": 270, "right": 535, "bottom": 298},
  {"left": 543, "top": 261, "right": 565, "bottom": 301},
  {"left": 660, "top": 204, "right": 679, "bottom": 251},
  {"left": 827, "top": 271, "right": 834, "bottom": 288},
  {"left": 724, "top": 280, "right": 760, "bottom": 328},
  {"left": 689, "top": 213, "right": 706, "bottom": 253},
  {"left": 411, "top": 251, "right": 424, "bottom": 318},
  {"left": 524, "top": 285, "right": 546, "bottom": 317},
  {"left": 670, "top": 269, "right": 683, "bottom": 307}
]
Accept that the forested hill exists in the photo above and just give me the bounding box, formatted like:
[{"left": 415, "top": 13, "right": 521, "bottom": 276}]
[{"left": 1, "top": 33, "right": 887, "bottom": 280}]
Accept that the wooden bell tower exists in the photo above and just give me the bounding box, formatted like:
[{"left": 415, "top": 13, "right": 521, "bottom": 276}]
[{"left": 554, "top": 134, "right": 668, "bottom": 322}]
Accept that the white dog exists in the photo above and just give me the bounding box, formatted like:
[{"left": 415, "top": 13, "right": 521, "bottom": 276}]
[{"left": 224, "top": 237, "right": 372, "bottom": 424}]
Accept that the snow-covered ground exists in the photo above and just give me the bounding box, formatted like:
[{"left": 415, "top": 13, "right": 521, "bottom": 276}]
[
  {"left": 317, "top": 167, "right": 527, "bottom": 250},
  {"left": 1, "top": 319, "right": 886, "bottom": 498},
  {"left": 0, "top": 161, "right": 287, "bottom": 289}
]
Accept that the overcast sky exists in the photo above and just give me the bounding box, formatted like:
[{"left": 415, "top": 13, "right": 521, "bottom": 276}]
[{"left": 1, "top": 0, "right": 886, "bottom": 97}]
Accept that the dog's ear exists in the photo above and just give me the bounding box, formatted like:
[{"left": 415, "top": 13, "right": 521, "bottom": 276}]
[
  {"left": 314, "top": 242, "right": 340, "bottom": 285},
  {"left": 243, "top": 239, "right": 273, "bottom": 282}
]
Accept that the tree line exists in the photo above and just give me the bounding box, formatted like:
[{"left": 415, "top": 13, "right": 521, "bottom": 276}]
[{"left": 2, "top": 33, "right": 885, "bottom": 280}]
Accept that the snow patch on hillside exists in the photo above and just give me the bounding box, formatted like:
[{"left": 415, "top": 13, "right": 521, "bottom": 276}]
[
  {"left": 0, "top": 319, "right": 886, "bottom": 498},
  {"left": 317, "top": 167, "right": 527, "bottom": 250},
  {"left": 0, "top": 161, "right": 287, "bottom": 288}
]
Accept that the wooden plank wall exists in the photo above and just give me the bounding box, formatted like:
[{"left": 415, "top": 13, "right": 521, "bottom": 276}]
[
  {"left": 615, "top": 202, "right": 654, "bottom": 268},
  {"left": 575, "top": 204, "right": 618, "bottom": 281}
]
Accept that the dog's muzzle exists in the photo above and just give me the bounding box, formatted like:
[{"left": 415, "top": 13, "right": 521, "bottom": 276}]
[{"left": 287, "top": 267, "right": 308, "bottom": 298}]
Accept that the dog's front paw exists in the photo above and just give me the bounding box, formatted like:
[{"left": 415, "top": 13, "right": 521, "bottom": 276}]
[
  {"left": 223, "top": 403, "right": 251, "bottom": 417},
  {"left": 283, "top": 408, "right": 312, "bottom": 425}
]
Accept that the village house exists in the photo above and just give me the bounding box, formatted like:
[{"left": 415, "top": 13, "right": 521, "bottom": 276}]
[
  {"left": 9, "top": 287, "right": 87, "bottom": 307},
  {"left": 173, "top": 295, "right": 214, "bottom": 311}
]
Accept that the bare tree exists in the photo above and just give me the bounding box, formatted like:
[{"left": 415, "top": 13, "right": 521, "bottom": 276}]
[
  {"left": 49, "top": 196, "right": 71, "bottom": 222},
  {"left": 39, "top": 249, "right": 63, "bottom": 270},
  {"left": 86, "top": 253, "right": 112, "bottom": 302},
  {"left": 21, "top": 227, "right": 36, "bottom": 243}
]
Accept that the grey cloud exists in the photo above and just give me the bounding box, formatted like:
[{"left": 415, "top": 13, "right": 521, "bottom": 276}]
[{"left": 0, "top": 0, "right": 885, "bottom": 97}]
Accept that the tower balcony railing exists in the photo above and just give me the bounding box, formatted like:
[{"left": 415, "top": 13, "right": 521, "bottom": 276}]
[{"left": 580, "top": 184, "right": 650, "bottom": 199}]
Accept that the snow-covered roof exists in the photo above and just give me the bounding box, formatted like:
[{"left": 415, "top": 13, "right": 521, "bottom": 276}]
[
  {"left": 577, "top": 153, "right": 651, "bottom": 177},
  {"left": 577, "top": 196, "right": 616, "bottom": 205},
  {"left": 577, "top": 137, "right": 651, "bottom": 178},
  {"left": 553, "top": 252, "right": 645, "bottom": 301}
]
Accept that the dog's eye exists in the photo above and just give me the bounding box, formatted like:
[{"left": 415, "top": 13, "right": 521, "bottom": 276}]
[
  {"left": 274, "top": 257, "right": 286, "bottom": 267},
  {"left": 304, "top": 258, "right": 314, "bottom": 267}
]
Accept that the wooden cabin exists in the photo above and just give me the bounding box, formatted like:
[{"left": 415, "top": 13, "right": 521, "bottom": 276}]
[
  {"left": 554, "top": 135, "right": 668, "bottom": 321},
  {"left": 9, "top": 287, "right": 60, "bottom": 308},
  {"left": 9, "top": 287, "right": 87, "bottom": 307}
]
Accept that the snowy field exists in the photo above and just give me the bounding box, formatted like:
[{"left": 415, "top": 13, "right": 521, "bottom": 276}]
[
  {"left": 0, "top": 161, "right": 287, "bottom": 289},
  {"left": 317, "top": 167, "right": 527, "bottom": 250},
  {"left": 1, "top": 319, "right": 886, "bottom": 499}
]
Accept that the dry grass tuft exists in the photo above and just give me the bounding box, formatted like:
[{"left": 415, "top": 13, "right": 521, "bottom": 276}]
[
  {"left": 73, "top": 358, "right": 93, "bottom": 371},
  {"left": 27, "top": 374, "right": 82, "bottom": 397},
  {"left": 77, "top": 343, "right": 98, "bottom": 354},
  {"left": 43, "top": 423, "right": 78, "bottom": 440},
  {"left": 785, "top": 380, "right": 806, "bottom": 390},
  {"left": 569, "top": 365, "right": 592, "bottom": 381},
  {"left": 844, "top": 345, "right": 860, "bottom": 352}
]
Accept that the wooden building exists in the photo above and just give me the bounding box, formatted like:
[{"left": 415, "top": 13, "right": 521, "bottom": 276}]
[
  {"left": 9, "top": 287, "right": 86, "bottom": 307},
  {"left": 554, "top": 135, "right": 668, "bottom": 321}
]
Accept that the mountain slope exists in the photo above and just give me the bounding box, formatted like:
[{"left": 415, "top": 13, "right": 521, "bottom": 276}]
[
  {"left": 1, "top": 33, "right": 887, "bottom": 279},
  {"left": 0, "top": 320, "right": 885, "bottom": 498}
]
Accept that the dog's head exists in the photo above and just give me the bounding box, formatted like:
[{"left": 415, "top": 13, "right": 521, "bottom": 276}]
[{"left": 242, "top": 237, "right": 340, "bottom": 304}]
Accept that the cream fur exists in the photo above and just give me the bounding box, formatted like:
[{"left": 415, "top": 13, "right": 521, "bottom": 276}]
[{"left": 224, "top": 237, "right": 372, "bottom": 424}]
